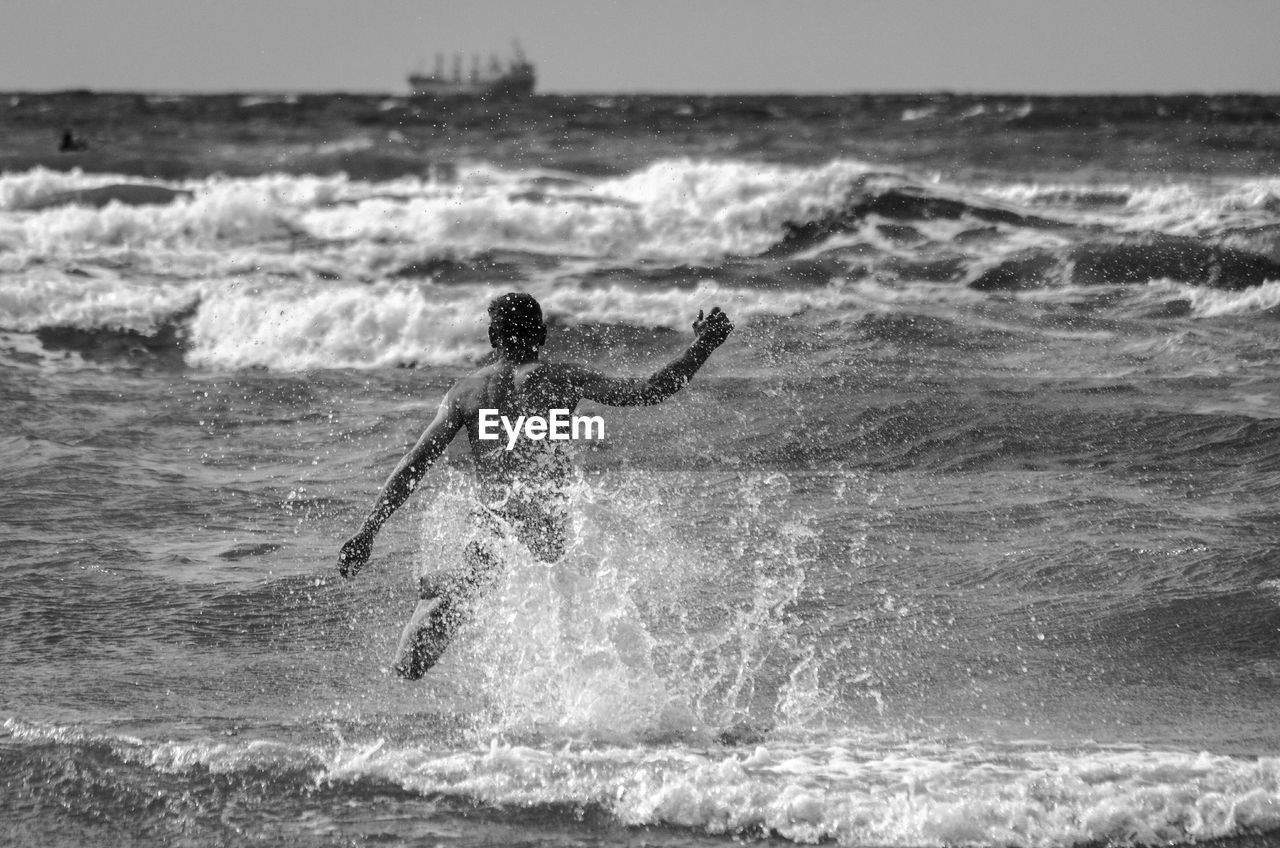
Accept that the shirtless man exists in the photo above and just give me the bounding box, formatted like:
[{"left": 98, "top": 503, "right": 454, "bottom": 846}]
[{"left": 337, "top": 292, "right": 733, "bottom": 679}]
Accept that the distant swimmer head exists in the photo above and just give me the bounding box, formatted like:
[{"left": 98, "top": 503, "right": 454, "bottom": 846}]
[{"left": 487, "top": 291, "right": 546, "bottom": 354}]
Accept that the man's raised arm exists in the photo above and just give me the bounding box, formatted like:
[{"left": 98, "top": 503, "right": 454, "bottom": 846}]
[
  {"left": 338, "top": 393, "right": 464, "bottom": 577},
  {"left": 570, "top": 307, "right": 733, "bottom": 406}
]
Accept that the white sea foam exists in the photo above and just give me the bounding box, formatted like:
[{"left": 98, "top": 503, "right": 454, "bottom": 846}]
[
  {"left": 901, "top": 106, "right": 938, "bottom": 122},
  {"left": 180, "top": 277, "right": 907, "bottom": 371},
  {"left": 0, "top": 268, "right": 890, "bottom": 370},
  {"left": 594, "top": 158, "right": 876, "bottom": 258},
  {"left": 227, "top": 737, "right": 1280, "bottom": 844},
  {"left": 11, "top": 718, "right": 1274, "bottom": 848},
  {"left": 0, "top": 167, "right": 141, "bottom": 210},
  {"left": 207, "top": 734, "right": 1280, "bottom": 846},
  {"left": 608, "top": 744, "right": 1280, "bottom": 846},
  {"left": 974, "top": 177, "right": 1280, "bottom": 235},
  {"left": 0, "top": 273, "right": 199, "bottom": 334},
  {"left": 8, "top": 266, "right": 1277, "bottom": 375},
  {"left": 5, "top": 162, "right": 1278, "bottom": 372},
  {"left": 4, "top": 167, "right": 1274, "bottom": 269},
  {"left": 1186, "top": 279, "right": 1280, "bottom": 316},
  {"left": 185, "top": 279, "right": 492, "bottom": 370},
  {"left": 1117, "top": 180, "right": 1280, "bottom": 236},
  {"left": 0, "top": 160, "right": 871, "bottom": 269}
]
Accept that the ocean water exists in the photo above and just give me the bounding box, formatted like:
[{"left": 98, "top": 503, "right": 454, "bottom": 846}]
[{"left": 3, "top": 92, "right": 1280, "bottom": 847}]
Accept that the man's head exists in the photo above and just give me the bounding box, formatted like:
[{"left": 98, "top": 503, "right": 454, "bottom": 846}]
[{"left": 487, "top": 292, "right": 546, "bottom": 354}]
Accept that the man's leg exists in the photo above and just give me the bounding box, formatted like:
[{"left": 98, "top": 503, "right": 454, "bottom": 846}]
[
  {"left": 392, "top": 540, "right": 502, "bottom": 680},
  {"left": 391, "top": 593, "right": 452, "bottom": 680}
]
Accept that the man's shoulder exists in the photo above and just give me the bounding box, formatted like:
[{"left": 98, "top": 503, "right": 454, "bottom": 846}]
[
  {"left": 463, "top": 360, "right": 502, "bottom": 378},
  {"left": 443, "top": 370, "right": 490, "bottom": 405},
  {"left": 450, "top": 362, "right": 503, "bottom": 390}
]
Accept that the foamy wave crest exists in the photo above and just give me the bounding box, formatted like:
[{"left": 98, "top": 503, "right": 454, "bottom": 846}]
[
  {"left": 1186, "top": 280, "right": 1280, "bottom": 316},
  {"left": 8, "top": 718, "right": 1280, "bottom": 846},
  {"left": 592, "top": 159, "right": 879, "bottom": 258},
  {"left": 0, "top": 167, "right": 142, "bottom": 209},
  {"left": 289, "top": 158, "right": 874, "bottom": 263},
  {"left": 293, "top": 740, "right": 1280, "bottom": 845},
  {"left": 5, "top": 173, "right": 343, "bottom": 255},
  {"left": 189, "top": 279, "right": 896, "bottom": 371},
  {"left": 187, "top": 280, "right": 490, "bottom": 370},
  {"left": 177, "top": 279, "right": 882, "bottom": 371},
  {"left": 0, "top": 167, "right": 388, "bottom": 213},
  {"left": 1111, "top": 180, "right": 1280, "bottom": 240},
  {"left": 0, "top": 273, "right": 198, "bottom": 334},
  {"left": 2, "top": 273, "right": 907, "bottom": 371},
  {"left": 610, "top": 744, "right": 1280, "bottom": 846},
  {"left": 974, "top": 177, "right": 1280, "bottom": 237},
  {"left": 1, "top": 160, "right": 874, "bottom": 270}
]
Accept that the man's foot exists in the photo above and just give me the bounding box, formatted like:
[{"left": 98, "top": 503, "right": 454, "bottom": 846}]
[{"left": 392, "top": 597, "right": 452, "bottom": 680}]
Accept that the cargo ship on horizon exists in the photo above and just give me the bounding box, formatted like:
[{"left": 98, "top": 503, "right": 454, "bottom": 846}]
[{"left": 408, "top": 43, "right": 535, "bottom": 98}]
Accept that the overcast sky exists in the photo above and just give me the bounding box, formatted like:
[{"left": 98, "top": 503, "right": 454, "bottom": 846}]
[{"left": 5, "top": 0, "right": 1279, "bottom": 94}]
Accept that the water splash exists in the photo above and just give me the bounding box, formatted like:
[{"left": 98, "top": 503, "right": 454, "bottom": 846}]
[{"left": 411, "top": 469, "right": 832, "bottom": 745}]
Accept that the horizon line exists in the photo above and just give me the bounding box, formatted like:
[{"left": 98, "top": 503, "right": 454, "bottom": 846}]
[{"left": 6, "top": 87, "right": 1280, "bottom": 99}]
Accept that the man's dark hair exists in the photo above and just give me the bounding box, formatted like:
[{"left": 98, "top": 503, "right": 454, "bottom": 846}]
[{"left": 488, "top": 292, "right": 546, "bottom": 351}]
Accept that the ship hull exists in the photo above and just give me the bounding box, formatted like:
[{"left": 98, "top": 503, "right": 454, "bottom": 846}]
[{"left": 407, "top": 72, "right": 535, "bottom": 99}]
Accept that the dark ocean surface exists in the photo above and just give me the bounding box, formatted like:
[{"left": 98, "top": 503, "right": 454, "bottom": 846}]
[{"left": 2, "top": 91, "right": 1280, "bottom": 847}]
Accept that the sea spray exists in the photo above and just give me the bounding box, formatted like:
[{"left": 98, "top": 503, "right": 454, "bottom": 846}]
[
  {"left": 408, "top": 467, "right": 862, "bottom": 745},
  {"left": 411, "top": 473, "right": 700, "bottom": 742}
]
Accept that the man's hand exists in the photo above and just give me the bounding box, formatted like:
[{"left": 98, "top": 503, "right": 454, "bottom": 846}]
[
  {"left": 338, "top": 530, "right": 374, "bottom": 578},
  {"left": 693, "top": 306, "right": 733, "bottom": 348}
]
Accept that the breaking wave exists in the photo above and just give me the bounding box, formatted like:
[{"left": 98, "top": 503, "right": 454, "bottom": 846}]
[
  {"left": 5, "top": 718, "right": 1280, "bottom": 846},
  {"left": 3, "top": 160, "right": 1280, "bottom": 371}
]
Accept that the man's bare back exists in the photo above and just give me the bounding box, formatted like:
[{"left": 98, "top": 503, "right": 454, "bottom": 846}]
[{"left": 337, "top": 293, "right": 732, "bottom": 678}]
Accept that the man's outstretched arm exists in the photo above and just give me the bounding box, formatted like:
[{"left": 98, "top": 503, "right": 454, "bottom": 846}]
[
  {"left": 338, "top": 394, "right": 463, "bottom": 577},
  {"left": 570, "top": 307, "right": 733, "bottom": 406}
]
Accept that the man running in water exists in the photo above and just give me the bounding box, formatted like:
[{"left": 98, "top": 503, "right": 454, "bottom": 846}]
[{"left": 338, "top": 292, "right": 733, "bottom": 679}]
